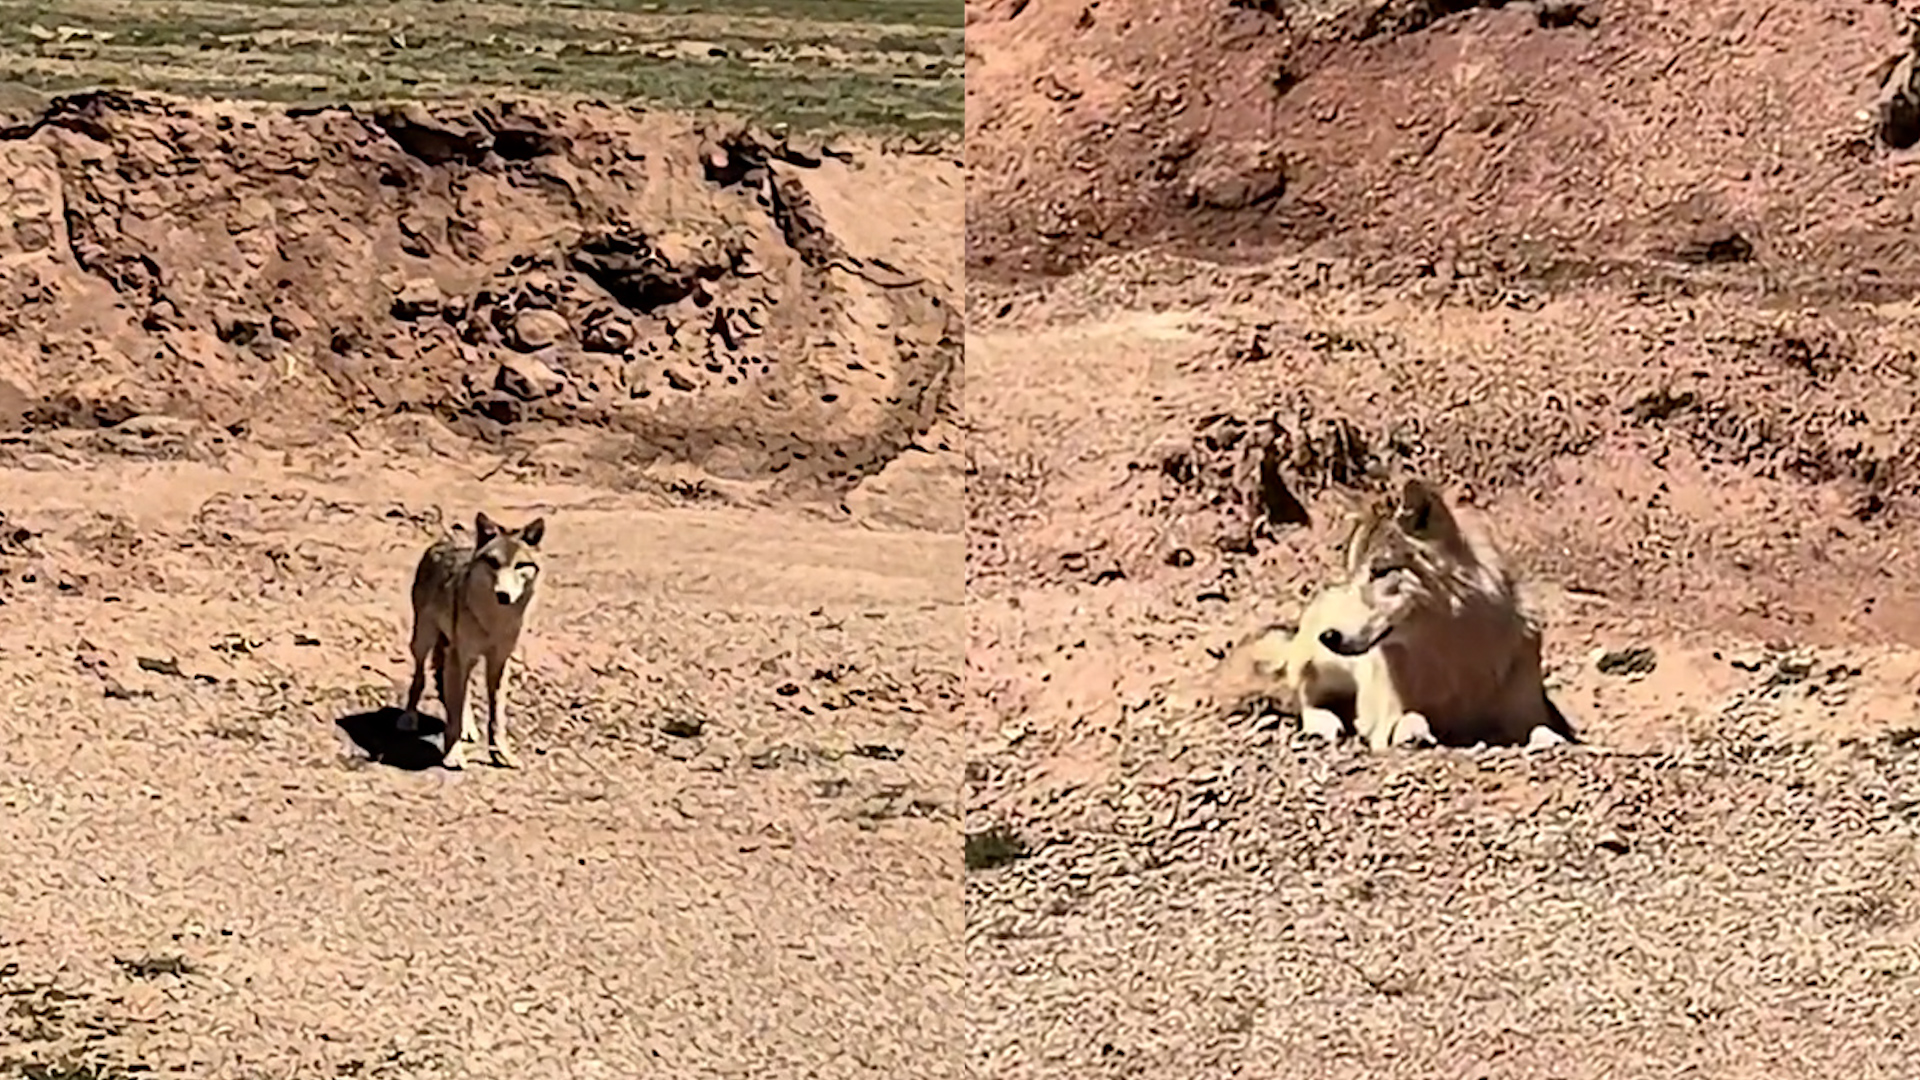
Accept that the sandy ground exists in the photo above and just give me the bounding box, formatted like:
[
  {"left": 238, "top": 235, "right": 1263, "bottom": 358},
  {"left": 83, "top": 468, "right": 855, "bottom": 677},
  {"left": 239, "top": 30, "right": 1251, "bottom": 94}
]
[
  {"left": 964, "top": 1, "right": 1920, "bottom": 1074},
  {"left": 0, "top": 84, "right": 964, "bottom": 1078},
  {"left": 0, "top": 434, "right": 963, "bottom": 1078}
]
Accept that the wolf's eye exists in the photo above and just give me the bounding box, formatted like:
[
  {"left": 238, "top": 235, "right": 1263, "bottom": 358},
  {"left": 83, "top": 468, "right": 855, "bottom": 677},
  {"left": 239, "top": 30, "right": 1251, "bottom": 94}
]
[{"left": 1370, "top": 564, "right": 1397, "bottom": 581}]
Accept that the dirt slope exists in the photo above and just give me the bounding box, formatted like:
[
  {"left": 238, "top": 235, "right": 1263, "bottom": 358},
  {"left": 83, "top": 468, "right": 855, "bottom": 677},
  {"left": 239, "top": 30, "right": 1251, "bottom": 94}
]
[
  {"left": 0, "top": 90, "right": 961, "bottom": 501},
  {"left": 968, "top": 0, "right": 1915, "bottom": 287},
  {"left": 966, "top": 1, "right": 1920, "bottom": 1076}
]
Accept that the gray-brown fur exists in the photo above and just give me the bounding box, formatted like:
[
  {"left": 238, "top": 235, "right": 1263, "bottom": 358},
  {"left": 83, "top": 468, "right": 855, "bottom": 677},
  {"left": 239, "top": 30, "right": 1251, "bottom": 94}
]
[
  {"left": 1313, "top": 478, "right": 1577, "bottom": 749},
  {"left": 1875, "top": 15, "right": 1920, "bottom": 149},
  {"left": 398, "top": 511, "right": 547, "bottom": 769}
]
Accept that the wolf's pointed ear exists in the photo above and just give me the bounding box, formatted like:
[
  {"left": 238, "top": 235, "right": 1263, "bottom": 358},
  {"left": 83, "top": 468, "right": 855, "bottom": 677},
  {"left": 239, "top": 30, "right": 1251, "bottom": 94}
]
[
  {"left": 474, "top": 512, "right": 501, "bottom": 545},
  {"left": 1320, "top": 486, "right": 1361, "bottom": 523},
  {"left": 1397, "top": 478, "right": 1457, "bottom": 538},
  {"left": 1337, "top": 502, "right": 1373, "bottom": 576},
  {"left": 520, "top": 517, "right": 546, "bottom": 548}
]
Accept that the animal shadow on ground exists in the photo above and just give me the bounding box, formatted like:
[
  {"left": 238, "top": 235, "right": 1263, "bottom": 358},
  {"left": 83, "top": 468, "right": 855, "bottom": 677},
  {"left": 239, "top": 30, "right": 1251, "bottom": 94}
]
[{"left": 336, "top": 707, "right": 446, "bottom": 771}]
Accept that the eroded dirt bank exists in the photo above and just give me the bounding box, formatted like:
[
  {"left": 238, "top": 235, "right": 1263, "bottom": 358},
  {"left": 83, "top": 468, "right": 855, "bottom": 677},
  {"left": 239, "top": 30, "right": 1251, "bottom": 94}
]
[
  {"left": 968, "top": 0, "right": 1920, "bottom": 291},
  {"left": 1, "top": 90, "right": 962, "bottom": 506}
]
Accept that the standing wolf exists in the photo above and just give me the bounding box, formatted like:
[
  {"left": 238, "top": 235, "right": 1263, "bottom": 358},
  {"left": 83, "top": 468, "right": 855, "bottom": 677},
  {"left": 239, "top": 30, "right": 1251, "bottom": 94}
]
[
  {"left": 398, "top": 512, "right": 547, "bottom": 769},
  {"left": 1273, "top": 478, "right": 1575, "bottom": 750}
]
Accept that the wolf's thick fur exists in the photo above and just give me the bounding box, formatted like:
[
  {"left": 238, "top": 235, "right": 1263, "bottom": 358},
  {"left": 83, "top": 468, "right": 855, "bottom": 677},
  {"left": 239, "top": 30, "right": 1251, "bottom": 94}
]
[
  {"left": 397, "top": 511, "right": 547, "bottom": 769},
  {"left": 1280, "top": 478, "right": 1575, "bottom": 750},
  {"left": 1874, "top": 16, "right": 1920, "bottom": 149}
]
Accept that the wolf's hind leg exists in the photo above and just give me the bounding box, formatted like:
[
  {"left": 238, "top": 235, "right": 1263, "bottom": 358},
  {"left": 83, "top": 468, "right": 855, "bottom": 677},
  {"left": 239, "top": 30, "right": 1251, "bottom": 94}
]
[
  {"left": 1526, "top": 724, "right": 1570, "bottom": 751},
  {"left": 431, "top": 637, "right": 449, "bottom": 715},
  {"left": 400, "top": 623, "right": 440, "bottom": 733}
]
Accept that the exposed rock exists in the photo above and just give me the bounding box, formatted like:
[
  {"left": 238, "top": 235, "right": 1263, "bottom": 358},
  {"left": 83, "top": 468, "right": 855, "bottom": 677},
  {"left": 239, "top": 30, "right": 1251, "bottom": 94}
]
[
  {"left": 391, "top": 278, "right": 443, "bottom": 320},
  {"left": 582, "top": 317, "right": 635, "bottom": 354},
  {"left": 510, "top": 308, "right": 571, "bottom": 352},
  {"left": 371, "top": 103, "right": 491, "bottom": 166},
  {"left": 495, "top": 354, "right": 567, "bottom": 401}
]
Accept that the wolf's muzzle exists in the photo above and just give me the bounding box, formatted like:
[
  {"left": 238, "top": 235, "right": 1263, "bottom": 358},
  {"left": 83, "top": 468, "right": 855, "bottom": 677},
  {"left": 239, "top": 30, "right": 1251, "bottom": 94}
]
[{"left": 1319, "top": 625, "right": 1391, "bottom": 657}]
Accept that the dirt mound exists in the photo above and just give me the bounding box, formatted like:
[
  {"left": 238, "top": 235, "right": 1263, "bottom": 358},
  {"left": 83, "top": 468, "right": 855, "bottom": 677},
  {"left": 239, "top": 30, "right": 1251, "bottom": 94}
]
[
  {"left": 1137, "top": 294, "right": 1920, "bottom": 596},
  {"left": 967, "top": 0, "right": 1915, "bottom": 286},
  {"left": 0, "top": 91, "right": 960, "bottom": 494},
  {"left": 971, "top": 266, "right": 1920, "bottom": 658}
]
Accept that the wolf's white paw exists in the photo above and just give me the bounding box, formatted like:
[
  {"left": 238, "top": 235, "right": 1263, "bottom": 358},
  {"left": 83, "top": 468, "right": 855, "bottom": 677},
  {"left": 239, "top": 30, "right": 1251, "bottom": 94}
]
[
  {"left": 1526, "top": 725, "right": 1570, "bottom": 751},
  {"left": 1391, "top": 711, "right": 1436, "bottom": 748},
  {"left": 1300, "top": 708, "right": 1345, "bottom": 742}
]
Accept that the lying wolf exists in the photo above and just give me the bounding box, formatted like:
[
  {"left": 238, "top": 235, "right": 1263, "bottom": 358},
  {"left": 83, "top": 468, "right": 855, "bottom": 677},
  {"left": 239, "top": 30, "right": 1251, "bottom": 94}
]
[{"left": 1222, "top": 478, "right": 1576, "bottom": 750}]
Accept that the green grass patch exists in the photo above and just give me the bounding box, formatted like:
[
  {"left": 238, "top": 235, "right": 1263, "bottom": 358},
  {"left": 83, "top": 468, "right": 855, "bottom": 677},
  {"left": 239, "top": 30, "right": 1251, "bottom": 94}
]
[{"left": 0, "top": 0, "right": 960, "bottom": 133}]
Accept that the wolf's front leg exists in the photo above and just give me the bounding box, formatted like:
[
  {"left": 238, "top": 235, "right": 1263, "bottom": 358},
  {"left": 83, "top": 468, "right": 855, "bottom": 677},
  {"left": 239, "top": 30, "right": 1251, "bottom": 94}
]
[
  {"left": 484, "top": 651, "right": 520, "bottom": 769},
  {"left": 441, "top": 653, "right": 474, "bottom": 770},
  {"left": 1354, "top": 664, "right": 1410, "bottom": 752},
  {"left": 450, "top": 656, "right": 478, "bottom": 746},
  {"left": 1299, "top": 706, "right": 1347, "bottom": 742}
]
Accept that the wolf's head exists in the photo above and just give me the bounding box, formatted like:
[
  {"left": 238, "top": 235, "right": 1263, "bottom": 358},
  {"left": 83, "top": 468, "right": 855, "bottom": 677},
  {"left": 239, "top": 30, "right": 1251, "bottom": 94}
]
[
  {"left": 1317, "top": 478, "right": 1467, "bottom": 657},
  {"left": 472, "top": 512, "right": 546, "bottom": 607}
]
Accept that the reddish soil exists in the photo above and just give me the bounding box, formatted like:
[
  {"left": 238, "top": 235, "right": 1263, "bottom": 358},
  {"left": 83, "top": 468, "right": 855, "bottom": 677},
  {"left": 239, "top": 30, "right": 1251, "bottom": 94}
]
[
  {"left": 969, "top": 0, "right": 1920, "bottom": 288},
  {"left": 0, "top": 93, "right": 963, "bottom": 1077},
  {"left": 1, "top": 90, "right": 961, "bottom": 499},
  {"left": 966, "top": 1, "right": 1920, "bottom": 1076}
]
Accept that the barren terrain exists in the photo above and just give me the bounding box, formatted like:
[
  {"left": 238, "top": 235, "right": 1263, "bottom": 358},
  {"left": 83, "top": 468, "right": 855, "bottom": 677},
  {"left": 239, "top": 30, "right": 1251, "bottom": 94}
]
[
  {"left": 0, "top": 30, "right": 963, "bottom": 1078},
  {"left": 966, "top": 1, "right": 1920, "bottom": 1076}
]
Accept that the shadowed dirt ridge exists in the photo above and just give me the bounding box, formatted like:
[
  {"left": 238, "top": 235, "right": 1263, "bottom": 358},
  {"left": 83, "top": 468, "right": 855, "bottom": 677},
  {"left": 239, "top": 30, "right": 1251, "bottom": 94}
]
[
  {"left": 967, "top": 1, "right": 1920, "bottom": 1076},
  {"left": 0, "top": 93, "right": 964, "bottom": 1077}
]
